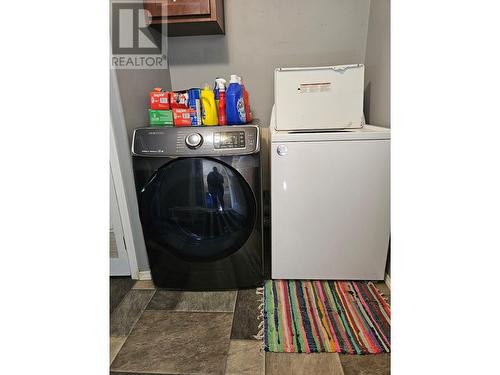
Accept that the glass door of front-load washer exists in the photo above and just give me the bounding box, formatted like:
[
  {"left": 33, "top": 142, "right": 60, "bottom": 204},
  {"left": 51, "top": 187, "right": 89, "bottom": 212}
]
[{"left": 139, "top": 157, "right": 257, "bottom": 262}]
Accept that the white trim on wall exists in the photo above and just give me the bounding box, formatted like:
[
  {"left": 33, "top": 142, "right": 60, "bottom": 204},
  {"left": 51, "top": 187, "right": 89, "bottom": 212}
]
[
  {"left": 110, "top": 68, "right": 150, "bottom": 280},
  {"left": 110, "top": 124, "right": 140, "bottom": 279},
  {"left": 110, "top": 166, "right": 132, "bottom": 276}
]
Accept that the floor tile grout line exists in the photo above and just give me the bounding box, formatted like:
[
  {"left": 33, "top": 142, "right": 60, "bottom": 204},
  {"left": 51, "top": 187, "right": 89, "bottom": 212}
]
[
  {"left": 110, "top": 289, "right": 156, "bottom": 331},
  {"left": 229, "top": 289, "right": 239, "bottom": 339},
  {"left": 231, "top": 289, "right": 238, "bottom": 313},
  {"left": 110, "top": 289, "right": 157, "bottom": 369},
  {"left": 110, "top": 335, "right": 131, "bottom": 369},
  {"left": 145, "top": 309, "right": 236, "bottom": 313},
  {"left": 110, "top": 282, "right": 137, "bottom": 316},
  {"left": 337, "top": 352, "right": 346, "bottom": 375},
  {"left": 145, "top": 290, "right": 238, "bottom": 313},
  {"left": 110, "top": 291, "right": 156, "bottom": 369},
  {"left": 223, "top": 289, "right": 240, "bottom": 375},
  {"left": 109, "top": 336, "right": 127, "bottom": 367},
  {"left": 130, "top": 288, "right": 157, "bottom": 331},
  {"left": 110, "top": 371, "right": 183, "bottom": 375}
]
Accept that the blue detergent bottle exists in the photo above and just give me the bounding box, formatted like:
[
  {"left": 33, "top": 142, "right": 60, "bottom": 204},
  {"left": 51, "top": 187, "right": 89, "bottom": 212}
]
[{"left": 226, "top": 74, "right": 246, "bottom": 125}]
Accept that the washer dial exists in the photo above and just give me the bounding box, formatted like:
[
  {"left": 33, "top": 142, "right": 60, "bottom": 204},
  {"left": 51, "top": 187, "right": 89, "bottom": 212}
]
[{"left": 185, "top": 133, "right": 203, "bottom": 149}]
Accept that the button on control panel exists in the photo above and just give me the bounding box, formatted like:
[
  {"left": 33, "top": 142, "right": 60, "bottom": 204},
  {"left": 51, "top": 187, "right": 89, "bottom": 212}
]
[
  {"left": 185, "top": 133, "right": 203, "bottom": 149},
  {"left": 214, "top": 131, "right": 245, "bottom": 149}
]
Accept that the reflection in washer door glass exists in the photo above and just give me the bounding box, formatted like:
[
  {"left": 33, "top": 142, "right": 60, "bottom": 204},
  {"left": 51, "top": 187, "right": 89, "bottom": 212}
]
[
  {"left": 204, "top": 160, "right": 244, "bottom": 214},
  {"left": 140, "top": 157, "right": 255, "bottom": 261}
]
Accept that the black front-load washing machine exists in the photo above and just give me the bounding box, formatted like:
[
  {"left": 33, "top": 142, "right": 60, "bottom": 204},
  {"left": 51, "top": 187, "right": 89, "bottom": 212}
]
[{"left": 132, "top": 125, "right": 263, "bottom": 290}]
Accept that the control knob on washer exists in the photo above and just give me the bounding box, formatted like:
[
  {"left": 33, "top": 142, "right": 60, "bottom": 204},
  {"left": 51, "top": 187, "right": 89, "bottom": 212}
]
[{"left": 185, "top": 133, "right": 203, "bottom": 149}]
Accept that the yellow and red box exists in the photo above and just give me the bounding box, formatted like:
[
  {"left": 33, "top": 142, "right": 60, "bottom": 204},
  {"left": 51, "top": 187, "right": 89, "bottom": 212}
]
[
  {"left": 150, "top": 88, "right": 170, "bottom": 110},
  {"left": 173, "top": 108, "right": 191, "bottom": 127}
]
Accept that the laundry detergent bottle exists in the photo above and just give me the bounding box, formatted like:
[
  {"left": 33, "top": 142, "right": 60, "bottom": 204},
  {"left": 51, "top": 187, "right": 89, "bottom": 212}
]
[
  {"left": 238, "top": 76, "right": 252, "bottom": 123},
  {"left": 217, "top": 79, "right": 227, "bottom": 125},
  {"left": 201, "top": 83, "right": 218, "bottom": 126},
  {"left": 215, "top": 78, "right": 226, "bottom": 117},
  {"left": 213, "top": 77, "right": 221, "bottom": 106},
  {"left": 226, "top": 74, "right": 246, "bottom": 125}
]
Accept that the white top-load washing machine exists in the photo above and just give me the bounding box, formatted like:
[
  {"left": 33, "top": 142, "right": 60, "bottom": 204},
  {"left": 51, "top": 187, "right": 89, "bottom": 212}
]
[{"left": 270, "top": 65, "right": 390, "bottom": 280}]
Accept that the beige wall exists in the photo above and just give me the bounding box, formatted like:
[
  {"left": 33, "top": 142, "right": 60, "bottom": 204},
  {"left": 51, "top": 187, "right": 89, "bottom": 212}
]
[
  {"left": 363, "top": 0, "right": 391, "bottom": 275},
  {"left": 167, "top": 0, "right": 372, "bottom": 188},
  {"left": 364, "top": 0, "right": 390, "bottom": 127},
  {"left": 112, "top": 4, "right": 172, "bottom": 145},
  {"left": 115, "top": 69, "right": 172, "bottom": 144}
]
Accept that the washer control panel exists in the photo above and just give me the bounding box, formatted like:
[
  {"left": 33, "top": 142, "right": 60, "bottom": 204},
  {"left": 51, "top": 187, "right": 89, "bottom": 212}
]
[
  {"left": 214, "top": 131, "right": 245, "bottom": 149},
  {"left": 132, "top": 125, "right": 259, "bottom": 157}
]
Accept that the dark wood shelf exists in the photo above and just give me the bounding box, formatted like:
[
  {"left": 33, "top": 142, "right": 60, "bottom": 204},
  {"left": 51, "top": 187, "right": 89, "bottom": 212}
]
[{"left": 145, "top": 0, "right": 224, "bottom": 37}]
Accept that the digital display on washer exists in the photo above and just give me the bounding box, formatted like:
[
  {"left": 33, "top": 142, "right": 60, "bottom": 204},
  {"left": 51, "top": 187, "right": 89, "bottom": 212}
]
[{"left": 214, "top": 131, "right": 245, "bottom": 149}]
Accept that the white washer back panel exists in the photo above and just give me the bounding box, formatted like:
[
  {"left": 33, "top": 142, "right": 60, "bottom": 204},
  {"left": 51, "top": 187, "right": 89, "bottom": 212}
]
[{"left": 271, "top": 138, "right": 390, "bottom": 280}]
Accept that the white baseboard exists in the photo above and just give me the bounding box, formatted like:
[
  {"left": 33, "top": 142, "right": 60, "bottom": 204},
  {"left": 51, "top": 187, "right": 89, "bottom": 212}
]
[
  {"left": 384, "top": 273, "right": 391, "bottom": 290},
  {"left": 138, "top": 270, "right": 152, "bottom": 280}
]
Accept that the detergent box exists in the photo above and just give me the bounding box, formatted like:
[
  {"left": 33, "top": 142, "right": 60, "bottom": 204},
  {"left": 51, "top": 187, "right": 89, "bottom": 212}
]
[
  {"left": 149, "top": 109, "right": 173, "bottom": 126},
  {"left": 149, "top": 88, "right": 170, "bottom": 110},
  {"left": 173, "top": 108, "right": 191, "bottom": 127}
]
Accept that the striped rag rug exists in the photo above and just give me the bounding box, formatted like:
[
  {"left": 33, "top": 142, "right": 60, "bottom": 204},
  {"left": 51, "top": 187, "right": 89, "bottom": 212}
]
[{"left": 263, "top": 280, "right": 390, "bottom": 354}]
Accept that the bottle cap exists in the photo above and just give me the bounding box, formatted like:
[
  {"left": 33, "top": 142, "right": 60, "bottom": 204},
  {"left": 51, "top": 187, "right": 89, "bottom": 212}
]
[
  {"left": 215, "top": 78, "right": 227, "bottom": 91},
  {"left": 230, "top": 74, "right": 239, "bottom": 83}
]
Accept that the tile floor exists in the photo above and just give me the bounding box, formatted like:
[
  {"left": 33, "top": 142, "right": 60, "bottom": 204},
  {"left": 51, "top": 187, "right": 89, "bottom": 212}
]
[{"left": 110, "top": 277, "right": 390, "bottom": 375}]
